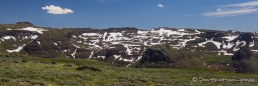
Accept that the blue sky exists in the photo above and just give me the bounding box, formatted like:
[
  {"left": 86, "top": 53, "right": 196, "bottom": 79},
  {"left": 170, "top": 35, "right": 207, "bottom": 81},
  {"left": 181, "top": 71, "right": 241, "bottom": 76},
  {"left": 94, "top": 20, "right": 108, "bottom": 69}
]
[{"left": 0, "top": 0, "right": 258, "bottom": 32}]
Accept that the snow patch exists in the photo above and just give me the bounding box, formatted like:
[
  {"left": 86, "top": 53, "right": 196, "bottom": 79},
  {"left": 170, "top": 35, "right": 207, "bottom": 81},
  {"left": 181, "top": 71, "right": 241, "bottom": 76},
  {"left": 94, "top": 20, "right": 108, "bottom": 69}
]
[
  {"left": 53, "top": 42, "right": 57, "bottom": 46},
  {"left": 82, "top": 33, "right": 99, "bottom": 36},
  {"left": 72, "top": 35, "right": 77, "bottom": 38},
  {"left": 62, "top": 49, "right": 67, "bottom": 52},
  {"left": 37, "top": 41, "right": 41, "bottom": 45},
  {"left": 97, "top": 56, "right": 106, "bottom": 59},
  {"left": 198, "top": 38, "right": 222, "bottom": 49},
  {"left": 113, "top": 55, "right": 121, "bottom": 60},
  {"left": 106, "top": 32, "right": 123, "bottom": 41},
  {"left": 233, "top": 40, "right": 246, "bottom": 51},
  {"left": 137, "top": 30, "right": 148, "bottom": 35},
  {"left": 31, "top": 35, "right": 38, "bottom": 39},
  {"left": 222, "top": 42, "right": 234, "bottom": 49},
  {"left": 123, "top": 58, "right": 134, "bottom": 62},
  {"left": 123, "top": 44, "right": 132, "bottom": 55},
  {"left": 7, "top": 44, "right": 26, "bottom": 53},
  {"left": 251, "top": 50, "right": 258, "bottom": 52},
  {"left": 7, "top": 28, "right": 12, "bottom": 30},
  {"left": 136, "top": 56, "right": 142, "bottom": 61},
  {"left": 88, "top": 51, "right": 94, "bottom": 59},
  {"left": 126, "top": 64, "right": 131, "bottom": 67},
  {"left": 72, "top": 43, "right": 80, "bottom": 48},
  {"left": 195, "top": 30, "right": 201, "bottom": 34},
  {"left": 71, "top": 49, "right": 77, "bottom": 59},
  {"left": 177, "top": 29, "right": 185, "bottom": 32},
  {"left": 103, "top": 32, "right": 107, "bottom": 41},
  {"left": 222, "top": 35, "right": 239, "bottom": 41},
  {"left": 249, "top": 40, "right": 255, "bottom": 47},
  {"left": 2, "top": 36, "right": 16, "bottom": 41},
  {"left": 19, "top": 27, "right": 48, "bottom": 34},
  {"left": 111, "top": 42, "right": 121, "bottom": 45}
]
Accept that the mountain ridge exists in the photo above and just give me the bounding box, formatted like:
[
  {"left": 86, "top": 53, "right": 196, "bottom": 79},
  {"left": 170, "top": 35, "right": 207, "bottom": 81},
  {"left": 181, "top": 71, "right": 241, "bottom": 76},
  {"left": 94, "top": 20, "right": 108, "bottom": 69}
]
[{"left": 1, "top": 22, "right": 258, "bottom": 73}]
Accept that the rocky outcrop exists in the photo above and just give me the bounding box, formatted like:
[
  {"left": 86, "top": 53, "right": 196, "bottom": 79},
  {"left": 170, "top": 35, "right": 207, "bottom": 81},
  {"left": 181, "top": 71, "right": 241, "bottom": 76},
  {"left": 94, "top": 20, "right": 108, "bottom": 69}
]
[
  {"left": 16, "top": 21, "right": 34, "bottom": 26},
  {"left": 136, "top": 49, "right": 173, "bottom": 68},
  {"left": 24, "top": 40, "right": 58, "bottom": 58},
  {"left": 200, "top": 31, "right": 225, "bottom": 42},
  {"left": 76, "top": 65, "right": 102, "bottom": 72},
  {"left": 232, "top": 33, "right": 254, "bottom": 46}
]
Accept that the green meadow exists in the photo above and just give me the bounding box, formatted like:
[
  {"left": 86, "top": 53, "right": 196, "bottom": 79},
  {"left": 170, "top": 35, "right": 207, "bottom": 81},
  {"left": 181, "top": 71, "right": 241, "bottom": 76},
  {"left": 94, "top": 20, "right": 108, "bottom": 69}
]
[{"left": 0, "top": 57, "right": 257, "bottom": 86}]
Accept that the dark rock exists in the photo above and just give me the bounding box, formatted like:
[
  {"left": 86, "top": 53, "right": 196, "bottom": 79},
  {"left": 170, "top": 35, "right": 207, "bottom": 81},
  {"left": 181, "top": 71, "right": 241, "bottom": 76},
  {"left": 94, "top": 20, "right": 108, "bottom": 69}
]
[
  {"left": 51, "top": 62, "right": 56, "bottom": 64},
  {"left": 21, "top": 60, "right": 28, "bottom": 63},
  {"left": 76, "top": 66, "right": 102, "bottom": 72},
  {"left": 40, "top": 61, "right": 48, "bottom": 64},
  {"left": 63, "top": 64, "right": 72, "bottom": 67},
  {"left": 13, "top": 60, "right": 20, "bottom": 63}
]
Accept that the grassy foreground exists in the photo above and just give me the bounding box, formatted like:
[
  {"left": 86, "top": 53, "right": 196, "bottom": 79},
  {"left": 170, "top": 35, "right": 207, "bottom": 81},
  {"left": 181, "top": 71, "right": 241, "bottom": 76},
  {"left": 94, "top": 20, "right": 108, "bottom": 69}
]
[{"left": 0, "top": 57, "right": 257, "bottom": 86}]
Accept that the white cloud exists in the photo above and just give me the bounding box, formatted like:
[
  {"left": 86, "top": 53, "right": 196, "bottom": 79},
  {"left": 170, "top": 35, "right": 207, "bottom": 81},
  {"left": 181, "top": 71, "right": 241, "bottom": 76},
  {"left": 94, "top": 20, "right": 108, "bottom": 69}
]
[
  {"left": 98, "top": 0, "right": 106, "bottom": 4},
  {"left": 157, "top": 4, "right": 163, "bottom": 8},
  {"left": 202, "top": 1, "right": 258, "bottom": 17},
  {"left": 42, "top": 5, "right": 73, "bottom": 14},
  {"left": 203, "top": 7, "right": 258, "bottom": 17},
  {"left": 217, "top": 8, "right": 222, "bottom": 12},
  {"left": 221, "top": 1, "right": 258, "bottom": 7}
]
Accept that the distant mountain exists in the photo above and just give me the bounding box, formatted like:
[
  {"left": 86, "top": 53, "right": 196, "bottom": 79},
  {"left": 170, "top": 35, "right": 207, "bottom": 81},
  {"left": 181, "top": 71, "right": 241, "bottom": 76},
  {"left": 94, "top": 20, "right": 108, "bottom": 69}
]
[{"left": 1, "top": 22, "right": 258, "bottom": 73}]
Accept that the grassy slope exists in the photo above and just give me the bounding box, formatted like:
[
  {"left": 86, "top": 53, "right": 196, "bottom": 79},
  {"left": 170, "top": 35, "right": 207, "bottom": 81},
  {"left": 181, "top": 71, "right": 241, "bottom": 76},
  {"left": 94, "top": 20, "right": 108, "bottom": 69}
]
[
  {"left": 250, "top": 53, "right": 258, "bottom": 74},
  {"left": 151, "top": 45, "right": 231, "bottom": 69},
  {"left": 0, "top": 57, "right": 257, "bottom": 86}
]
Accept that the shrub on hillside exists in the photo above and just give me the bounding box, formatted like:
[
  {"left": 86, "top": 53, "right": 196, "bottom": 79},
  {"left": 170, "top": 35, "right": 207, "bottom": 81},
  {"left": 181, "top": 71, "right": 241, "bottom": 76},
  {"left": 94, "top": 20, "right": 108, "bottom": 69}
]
[
  {"left": 231, "top": 46, "right": 252, "bottom": 61},
  {"left": 231, "top": 46, "right": 254, "bottom": 73},
  {"left": 232, "top": 60, "right": 255, "bottom": 73}
]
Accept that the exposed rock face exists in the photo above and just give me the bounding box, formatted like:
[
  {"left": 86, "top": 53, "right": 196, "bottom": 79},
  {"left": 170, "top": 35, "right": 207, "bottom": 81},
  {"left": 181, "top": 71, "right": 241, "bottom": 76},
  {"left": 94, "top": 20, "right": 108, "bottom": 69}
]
[
  {"left": 201, "top": 32, "right": 225, "bottom": 42},
  {"left": 232, "top": 33, "right": 254, "bottom": 46},
  {"left": 24, "top": 40, "right": 58, "bottom": 58},
  {"left": 136, "top": 49, "right": 173, "bottom": 68}
]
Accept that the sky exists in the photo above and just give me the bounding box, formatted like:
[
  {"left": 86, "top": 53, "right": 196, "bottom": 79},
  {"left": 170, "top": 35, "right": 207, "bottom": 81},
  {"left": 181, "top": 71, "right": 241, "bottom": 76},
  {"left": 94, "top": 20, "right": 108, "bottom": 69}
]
[{"left": 0, "top": 0, "right": 258, "bottom": 32}]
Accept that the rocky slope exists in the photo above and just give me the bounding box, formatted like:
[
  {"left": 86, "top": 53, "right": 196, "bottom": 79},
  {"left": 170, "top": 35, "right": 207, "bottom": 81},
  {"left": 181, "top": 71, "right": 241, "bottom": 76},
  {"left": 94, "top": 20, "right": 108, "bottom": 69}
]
[{"left": 0, "top": 22, "right": 258, "bottom": 71}]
